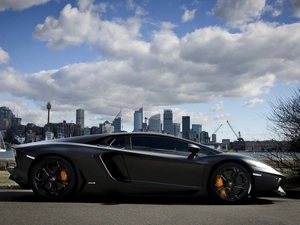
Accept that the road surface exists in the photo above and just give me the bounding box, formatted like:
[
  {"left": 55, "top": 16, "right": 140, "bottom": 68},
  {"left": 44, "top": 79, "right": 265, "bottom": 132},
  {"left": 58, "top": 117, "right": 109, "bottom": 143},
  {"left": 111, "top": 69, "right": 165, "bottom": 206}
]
[{"left": 0, "top": 190, "right": 299, "bottom": 225}]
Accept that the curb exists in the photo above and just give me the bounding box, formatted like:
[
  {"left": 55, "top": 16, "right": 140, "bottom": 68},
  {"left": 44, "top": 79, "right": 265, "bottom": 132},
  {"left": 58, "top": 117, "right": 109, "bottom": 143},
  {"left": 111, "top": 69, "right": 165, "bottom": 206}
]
[{"left": 0, "top": 185, "right": 21, "bottom": 189}]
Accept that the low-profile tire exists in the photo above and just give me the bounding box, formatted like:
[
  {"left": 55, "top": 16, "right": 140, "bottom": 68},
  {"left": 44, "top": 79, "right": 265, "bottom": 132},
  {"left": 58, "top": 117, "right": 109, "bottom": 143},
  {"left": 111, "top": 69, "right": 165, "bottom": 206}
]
[
  {"left": 29, "top": 156, "right": 77, "bottom": 200},
  {"left": 209, "top": 162, "right": 252, "bottom": 204}
]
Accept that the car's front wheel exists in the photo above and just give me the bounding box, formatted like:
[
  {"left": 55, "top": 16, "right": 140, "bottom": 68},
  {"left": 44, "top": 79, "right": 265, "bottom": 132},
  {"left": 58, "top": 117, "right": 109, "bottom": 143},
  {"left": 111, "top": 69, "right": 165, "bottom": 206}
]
[
  {"left": 29, "top": 156, "right": 76, "bottom": 200},
  {"left": 209, "top": 163, "right": 252, "bottom": 204}
]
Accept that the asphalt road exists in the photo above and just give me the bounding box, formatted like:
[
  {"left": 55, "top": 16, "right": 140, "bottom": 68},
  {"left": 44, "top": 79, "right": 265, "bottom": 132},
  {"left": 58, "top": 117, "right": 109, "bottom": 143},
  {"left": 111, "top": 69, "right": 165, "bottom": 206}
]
[{"left": 0, "top": 190, "right": 299, "bottom": 225}]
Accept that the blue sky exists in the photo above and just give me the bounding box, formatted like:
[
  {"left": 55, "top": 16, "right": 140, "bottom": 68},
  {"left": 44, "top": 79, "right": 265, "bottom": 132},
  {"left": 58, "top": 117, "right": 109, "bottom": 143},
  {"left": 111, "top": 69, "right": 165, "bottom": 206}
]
[{"left": 1, "top": 0, "right": 300, "bottom": 142}]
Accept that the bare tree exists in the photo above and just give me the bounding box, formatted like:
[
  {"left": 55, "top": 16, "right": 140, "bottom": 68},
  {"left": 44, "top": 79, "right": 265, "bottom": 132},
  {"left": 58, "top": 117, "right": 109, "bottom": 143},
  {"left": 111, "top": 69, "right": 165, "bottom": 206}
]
[{"left": 265, "top": 85, "right": 300, "bottom": 179}]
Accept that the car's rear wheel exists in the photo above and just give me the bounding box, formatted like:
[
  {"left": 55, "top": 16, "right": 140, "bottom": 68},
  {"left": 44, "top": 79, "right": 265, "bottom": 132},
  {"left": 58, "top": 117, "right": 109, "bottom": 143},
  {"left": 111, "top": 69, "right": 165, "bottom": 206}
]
[
  {"left": 209, "top": 162, "right": 252, "bottom": 204},
  {"left": 30, "top": 156, "right": 76, "bottom": 200}
]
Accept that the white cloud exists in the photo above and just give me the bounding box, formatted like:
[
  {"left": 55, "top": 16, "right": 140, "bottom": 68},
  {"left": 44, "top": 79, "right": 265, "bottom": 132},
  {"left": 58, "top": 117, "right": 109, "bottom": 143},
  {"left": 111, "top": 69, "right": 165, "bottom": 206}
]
[
  {"left": 212, "top": 0, "right": 266, "bottom": 27},
  {"left": 264, "top": 0, "right": 284, "bottom": 17},
  {"left": 242, "top": 98, "right": 265, "bottom": 108},
  {"left": 126, "top": 0, "right": 135, "bottom": 10},
  {"left": 0, "top": 47, "right": 9, "bottom": 64},
  {"left": 33, "top": 2, "right": 145, "bottom": 56},
  {"left": 14, "top": 6, "right": 300, "bottom": 126},
  {"left": 33, "top": 3, "right": 97, "bottom": 49},
  {"left": 181, "top": 6, "right": 197, "bottom": 23},
  {"left": 0, "top": 0, "right": 49, "bottom": 11},
  {"left": 2, "top": 0, "right": 300, "bottom": 128},
  {"left": 192, "top": 1, "right": 199, "bottom": 6},
  {"left": 126, "top": 0, "right": 147, "bottom": 16},
  {"left": 211, "top": 101, "right": 223, "bottom": 112},
  {"left": 160, "top": 22, "right": 177, "bottom": 30}
]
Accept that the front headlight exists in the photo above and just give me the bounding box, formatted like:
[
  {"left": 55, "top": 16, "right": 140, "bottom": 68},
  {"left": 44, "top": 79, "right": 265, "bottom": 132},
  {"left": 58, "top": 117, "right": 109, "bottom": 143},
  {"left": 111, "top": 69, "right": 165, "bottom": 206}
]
[
  {"left": 247, "top": 160, "right": 274, "bottom": 169},
  {"left": 245, "top": 159, "right": 281, "bottom": 174}
]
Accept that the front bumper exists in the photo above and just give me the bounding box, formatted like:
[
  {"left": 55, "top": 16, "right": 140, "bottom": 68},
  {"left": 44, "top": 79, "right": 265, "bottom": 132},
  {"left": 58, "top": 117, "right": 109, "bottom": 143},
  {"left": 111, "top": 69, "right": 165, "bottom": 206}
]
[
  {"left": 275, "top": 186, "right": 286, "bottom": 196},
  {"left": 253, "top": 171, "right": 286, "bottom": 197},
  {"left": 7, "top": 166, "right": 30, "bottom": 189}
]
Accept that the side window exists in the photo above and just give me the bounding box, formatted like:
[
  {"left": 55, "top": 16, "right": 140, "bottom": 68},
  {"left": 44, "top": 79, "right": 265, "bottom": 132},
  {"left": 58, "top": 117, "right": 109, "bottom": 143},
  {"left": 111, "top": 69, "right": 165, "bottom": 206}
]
[
  {"left": 131, "top": 136, "right": 155, "bottom": 150},
  {"left": 131, "top": 136, "right": 189, "bottom": 152},
  {"left": 172, "top": 140, "right": 189, "bottom": 152},
  {"left": 111, "top": 136, "right": 130, "bottom": 149}
]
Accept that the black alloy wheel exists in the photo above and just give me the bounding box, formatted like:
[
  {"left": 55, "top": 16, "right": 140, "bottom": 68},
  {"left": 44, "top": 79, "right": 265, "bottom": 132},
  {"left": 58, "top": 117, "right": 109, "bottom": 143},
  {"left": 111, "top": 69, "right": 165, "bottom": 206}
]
[
  {"left": 30, "top": 156, "right": 76, "bottom": 200},
  {"left": 209, "top": 163, "right": 252, "bottom": 203}
]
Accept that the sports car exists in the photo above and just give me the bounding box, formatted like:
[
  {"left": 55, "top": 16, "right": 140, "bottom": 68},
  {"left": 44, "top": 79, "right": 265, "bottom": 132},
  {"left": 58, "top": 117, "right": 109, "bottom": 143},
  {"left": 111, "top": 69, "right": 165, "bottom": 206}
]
[{"left": 8, "top": 132, "right": 286, "bottom": 203}]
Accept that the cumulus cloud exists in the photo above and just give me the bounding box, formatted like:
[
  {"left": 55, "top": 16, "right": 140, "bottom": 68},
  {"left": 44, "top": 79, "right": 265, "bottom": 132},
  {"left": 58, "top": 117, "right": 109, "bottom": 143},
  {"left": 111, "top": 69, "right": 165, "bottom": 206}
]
[
  {"left": 181, "top": 6, "right": 197, "bottom": 23},
  {"left": 0, "top": 47, "right": 9, "bottom": 64},
  {"left": 0, "top": 0, "right": 49, "bottom": 11},
  {"left": 33, "top": 1, "right": 145, "bottom": 55},
  {"left": 211, "top": 102, "right": 224, "bottom": 112},
  {"left": 2, "top": 0, "right": 300, "bottom": 127},
  {"left": 33, "top": 3, "right": 98, "bottom": 49},
  {"left": 242, "top": 98, "right": 265, "bottom": 108},
  {"left": 13, "top": 1, "right": 300, "bottom": 123},
  {"left": 264, "top": 0, "right": 284, "bottom": 17},
  {"left": 125, "top": 0, "right": 148, "bottom": 16},
  {"left": 212, "top": 0, "right": 266, "bottom": 27}
]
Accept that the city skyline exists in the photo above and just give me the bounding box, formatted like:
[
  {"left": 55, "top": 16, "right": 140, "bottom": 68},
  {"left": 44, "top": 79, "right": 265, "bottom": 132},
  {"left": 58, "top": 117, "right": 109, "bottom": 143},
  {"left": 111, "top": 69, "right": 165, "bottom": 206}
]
[
  {"left": 1, "top": 104, "right": 248, "bottom": 143},
  {"left": 1, "top": 1, "right": 300, "bottom": 142}
]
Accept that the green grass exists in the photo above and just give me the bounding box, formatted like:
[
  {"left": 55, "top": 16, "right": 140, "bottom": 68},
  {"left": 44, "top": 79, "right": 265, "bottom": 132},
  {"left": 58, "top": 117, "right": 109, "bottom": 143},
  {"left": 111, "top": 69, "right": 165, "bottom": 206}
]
[
  {"left": 0, "top": 158, "right": 15, "bottom": 170},
  {"left": 0, "top": 170, "right": 18, "bottom": 187},
  {"left": 0, "top": 158, "right": 18, "bottom": 187}
]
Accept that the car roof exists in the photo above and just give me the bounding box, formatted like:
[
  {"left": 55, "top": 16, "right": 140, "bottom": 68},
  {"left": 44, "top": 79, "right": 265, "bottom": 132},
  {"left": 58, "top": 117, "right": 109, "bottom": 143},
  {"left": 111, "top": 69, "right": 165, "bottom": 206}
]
[{"left": 47, "top": 132, "right": 221, "bottom": 154}]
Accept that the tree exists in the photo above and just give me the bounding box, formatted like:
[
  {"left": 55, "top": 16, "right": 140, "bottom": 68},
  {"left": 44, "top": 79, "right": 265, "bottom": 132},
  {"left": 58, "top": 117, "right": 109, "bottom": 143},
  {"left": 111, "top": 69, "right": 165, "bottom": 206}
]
[{"left": 266, "top": 84, "right": 300, "bottom": 180}]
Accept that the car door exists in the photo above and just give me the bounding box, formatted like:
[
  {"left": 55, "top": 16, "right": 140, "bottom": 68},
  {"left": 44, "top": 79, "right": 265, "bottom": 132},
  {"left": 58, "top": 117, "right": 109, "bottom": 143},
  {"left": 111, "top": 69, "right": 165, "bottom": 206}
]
[{"left": 121, "top": 135, "right": 206, "bottom": 188}]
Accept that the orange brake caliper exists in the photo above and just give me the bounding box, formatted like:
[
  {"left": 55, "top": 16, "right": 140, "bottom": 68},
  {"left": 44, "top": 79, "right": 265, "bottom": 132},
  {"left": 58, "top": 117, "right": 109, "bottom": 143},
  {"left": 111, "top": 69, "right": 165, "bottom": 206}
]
[
  {"left": 216, "top": 176, "right": 227, "bottom": 197},
  {"left": 60, "top": 170, "right": 68, "bottom": 184}
]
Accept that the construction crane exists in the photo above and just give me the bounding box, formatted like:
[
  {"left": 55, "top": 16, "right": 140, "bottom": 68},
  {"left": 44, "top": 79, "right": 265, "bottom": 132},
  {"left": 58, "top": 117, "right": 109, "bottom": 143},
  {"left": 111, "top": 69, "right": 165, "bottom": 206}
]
[
  {"left": 213, "top": 124, "right": 222, "bottom": 134},
  {"left": 226, "top": 120, "right": 244, "bottom": 141}
]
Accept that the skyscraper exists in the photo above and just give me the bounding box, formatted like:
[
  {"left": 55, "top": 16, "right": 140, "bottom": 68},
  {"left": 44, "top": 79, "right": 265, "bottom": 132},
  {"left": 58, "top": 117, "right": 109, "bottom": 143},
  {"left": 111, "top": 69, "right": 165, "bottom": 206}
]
[
  {"left": 112, "top": 110, "right": 122, "bottom": 133},
  {"left": 192, "top": 124, "right": 202, "bottom": 142},
  {"left": 76, "top": 109, "right": 84, "bottom": 129},
  {"left": 134, "top": 108, "right": 143, "bottom": 131},
  {"left": 0, "top": 106, "right": 13, "bottom": 130},
  {"left": 200, "top": 131, "right": 210, "bottom": 143},
  {"left": 163, "top": 109, "right": 173, "bottom": 135},
  {"left": 148, "top": 113, "right": 161, "bottom": 132},
  {"left": 173, "top": 123, "right": 181, "bottom": 137},
  {"left": 182, "top": 116, "right": 190, "bottom": 139}
]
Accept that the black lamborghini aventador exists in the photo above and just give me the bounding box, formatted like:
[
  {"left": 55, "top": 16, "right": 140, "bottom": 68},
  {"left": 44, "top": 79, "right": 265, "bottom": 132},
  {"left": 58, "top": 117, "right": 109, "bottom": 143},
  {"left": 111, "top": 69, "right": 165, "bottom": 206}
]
[{"left": 8, "top": 132, "right": 286, "bottom": 203}]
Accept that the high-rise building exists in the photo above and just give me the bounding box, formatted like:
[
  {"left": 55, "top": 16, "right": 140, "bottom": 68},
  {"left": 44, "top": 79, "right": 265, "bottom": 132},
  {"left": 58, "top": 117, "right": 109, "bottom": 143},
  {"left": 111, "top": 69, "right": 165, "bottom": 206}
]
[
  {"left": 76, "top": 109, "right": 85, "bottom": 129},
  {"left": 189, "top": 130, "right": 197, "bottom": 142},
  {"left": 134, "top": 108, "right": 143, "bottom": 131},
  {"left": 192, "top": 124, "right": 202, "bottom": 142},
  {"left": 112, "top": 110, "right": 122, "bottom": 133},
  {"left": 0, "top": 118, "right": 9, "bottom": 131},
  {"left": 182, "top": 116, "right": 190, "bottom": 139},
  {"left": 200, "top": 131, "right": 210, "bottom": 143},
  {"left": 211, "top": 133, "right": 217, "bottom": 143},
  {"left": 56, "top": 121, "right": 76, "bottom": 138},
  {"left": 12, "top": 117, "right": 21, "bottom": 126},
  {"left": 173, "top": 123, "right": 181, "bottom": 137},
  {"left": 148, "top": 114, "right": 161, "bottom": 132},
  {"left": 163, "top": 109, "right": 173, "bottom": 135},
  {"left": 0, "top": 106, "right": 13, "bottom": 130},
  {"left": 100, "top": 120, "right": 114, "bottom": 133}
]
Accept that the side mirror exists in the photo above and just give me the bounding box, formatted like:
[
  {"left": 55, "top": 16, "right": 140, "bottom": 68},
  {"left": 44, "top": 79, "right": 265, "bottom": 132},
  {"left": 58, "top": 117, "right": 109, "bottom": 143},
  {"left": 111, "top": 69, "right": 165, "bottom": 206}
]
[{"left": 188, "top": 143, "right": 200, "bottom": 154}]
